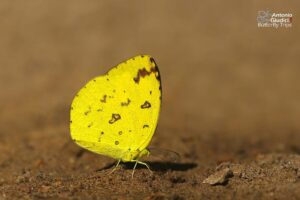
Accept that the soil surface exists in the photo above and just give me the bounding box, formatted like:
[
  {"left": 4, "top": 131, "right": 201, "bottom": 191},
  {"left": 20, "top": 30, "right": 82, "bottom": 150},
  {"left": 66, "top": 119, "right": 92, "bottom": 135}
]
[{"left": 0, "top": 1, "right": 299, "bottom": 199}]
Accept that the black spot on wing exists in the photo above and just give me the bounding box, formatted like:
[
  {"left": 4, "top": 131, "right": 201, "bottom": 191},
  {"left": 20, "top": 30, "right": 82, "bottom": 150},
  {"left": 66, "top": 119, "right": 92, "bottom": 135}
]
[
  {"left": 121, "top": 99, "right": 131, "bottom": 106},
  {"left": 87, "top": 122, "right": 93, "bottom": 128},
  {"left": 84, "top": 106, "right": 92, "bottom": 116},
  {"left": 150, "top": 57, "right": 162, "bottom": 100},
  {"left": 133, "top": 67, "right": 158, "bottom": 84},
  {"left": 98, "top": 131, "right": 104, "bottom": 142},
  {"left": 143, "top": 124, "right": 149, "bottom": 128},
  {"left": 109, "top": 114, "right": 121, "bottom": 124},
  {"left": 149, "top": 57, "right": 155, "bottom": 64},
  {"left": 141, "top": 101, "right": 151, "bottom": 109},
  {"left": 100, "top": 95, "right": 107, "bottom": 103}
]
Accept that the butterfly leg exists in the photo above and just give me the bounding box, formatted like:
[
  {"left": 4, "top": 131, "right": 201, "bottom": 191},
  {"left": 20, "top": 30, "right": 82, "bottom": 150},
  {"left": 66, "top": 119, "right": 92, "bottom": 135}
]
[
  {"left": 108, "top": 159, "right": 121, "bottom": 175},
  {"left": 131, "top": 160, "right": 152, "bottom": 178},
  {"left": 131, "top": 161, "right": 138, "bottom": 178}
]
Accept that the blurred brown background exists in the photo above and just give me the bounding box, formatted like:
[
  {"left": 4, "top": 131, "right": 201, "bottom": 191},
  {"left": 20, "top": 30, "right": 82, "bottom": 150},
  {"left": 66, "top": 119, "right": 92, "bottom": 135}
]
[{"left": 0, "top": 1, "right": 299, "bottom": 199}]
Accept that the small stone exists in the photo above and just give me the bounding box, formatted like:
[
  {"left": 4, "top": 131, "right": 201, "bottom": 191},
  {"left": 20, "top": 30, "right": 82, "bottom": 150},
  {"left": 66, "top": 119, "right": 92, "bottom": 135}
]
[
  {"left": 0, "top": 178, "right": 5, "bottom": 186},
  {"left": 34, "top": 159, "right": 45, "bottom": 167},
  {"left": 16, "top": 176, "right": 24, "bottom": 183},
  {"left": 231, "top": 164, "right": 243, "bottom": 177},
  {"left": 54, "top": 181, "right": 62, "bottom": 187},
  {"left": 216, "top": 162, "right": 231, "bottom": 171},
  {"left": 39, "top": 185, "right": 51, "bottom": 193},
  {"left": 15, "top": 171, "right": 31, "bottom": 183},
  {"left": 19, "top": 185, "right": 31, "bottom": 193},
  {"left": 203, "top": 168, "right": 233, "bottom": 185},
  {"left": 69, "top": 157, "right": 75, "bottom": 164}
]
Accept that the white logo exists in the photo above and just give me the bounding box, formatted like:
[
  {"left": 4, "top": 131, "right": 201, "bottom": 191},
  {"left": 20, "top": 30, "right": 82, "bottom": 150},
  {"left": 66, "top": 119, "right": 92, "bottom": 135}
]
[{"left": 257, "top": 10, "right": 292, "bottom": 28}]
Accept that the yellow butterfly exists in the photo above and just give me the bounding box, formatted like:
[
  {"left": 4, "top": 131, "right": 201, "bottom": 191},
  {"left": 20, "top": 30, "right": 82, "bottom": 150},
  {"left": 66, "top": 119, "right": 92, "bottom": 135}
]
[{"left": 70, "top": 55, "right": 161, "bottom": 177}]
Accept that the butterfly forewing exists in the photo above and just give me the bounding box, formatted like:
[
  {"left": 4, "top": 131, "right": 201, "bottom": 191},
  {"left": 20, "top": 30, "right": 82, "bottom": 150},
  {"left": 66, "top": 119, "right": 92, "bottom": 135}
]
[{"left": 70, "top": 55, "right": 161, "bottom": 160}]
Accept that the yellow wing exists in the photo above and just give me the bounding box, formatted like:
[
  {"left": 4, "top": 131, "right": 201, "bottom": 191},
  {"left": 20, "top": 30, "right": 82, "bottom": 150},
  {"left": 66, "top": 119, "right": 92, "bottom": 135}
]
[{"left": 70, "top": 55, "right": 161, "bottom": 162}]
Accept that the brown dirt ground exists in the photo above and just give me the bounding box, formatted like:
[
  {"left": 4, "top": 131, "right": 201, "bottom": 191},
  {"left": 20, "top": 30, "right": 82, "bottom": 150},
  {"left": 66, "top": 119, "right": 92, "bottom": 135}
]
[{"left": 0, "top": 1, "right": 300, "bottom": 199}]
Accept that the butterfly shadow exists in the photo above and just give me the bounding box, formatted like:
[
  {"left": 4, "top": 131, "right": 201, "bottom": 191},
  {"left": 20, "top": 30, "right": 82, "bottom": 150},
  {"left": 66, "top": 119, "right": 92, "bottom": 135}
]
[{"left": 97, "top": 161, "right": 197, "bottom": 172}]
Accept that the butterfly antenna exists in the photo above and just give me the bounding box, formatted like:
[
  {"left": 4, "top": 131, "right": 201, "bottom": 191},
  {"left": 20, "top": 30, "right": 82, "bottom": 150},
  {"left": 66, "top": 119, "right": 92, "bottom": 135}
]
[{"left": 148, "top": 147, "right": 180, "bottom": 162}]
